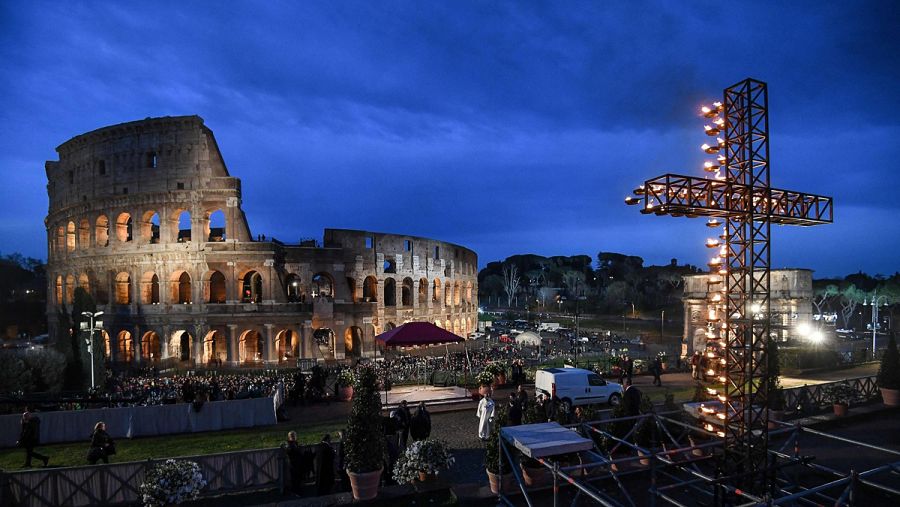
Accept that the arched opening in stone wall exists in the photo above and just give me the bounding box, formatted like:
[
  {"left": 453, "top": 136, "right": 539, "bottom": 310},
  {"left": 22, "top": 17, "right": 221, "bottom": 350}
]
[
  {"left": 363, "top": 276, "right": 377, "bottom": 302},
  {"left": 172, "top": 271, "right": 192, "bottom": 304},
  {"left": 95, "top": 215, "right": 109, "bottom": 247},
  {"left": 202, "top": 330, "right": 227, "bottom": 364},
  {"left": 275, "top": 329, "right": 297, "bottom": 360},
  {"left": 285, "top": 274, "right": 302, "bottom": 302},
  {"left": 444, "top": 284, "right": 450, "bottom": 306},
  {"left": 434, "top": 320, "right": 443, "bottom": 329},
  {"left": 207, "top": 209, "right": 226, "bottom": 242},
  {"left": 383, "top": 259, "right": 396, "bottom": 273},
  {"left": 452, "top": 319, "right": 461, "bottom": 337},
  {"left": 65, "top": 274, "right": 75, "bottom": 304},
  {"left": 444, "top": 319, "right": 451, "bottom": 332},
  {"left": 418, "top": 278, "right": 427, "bottom": 306},
  {"left": 169, "top": 330, "right": 194, "bottom": 362},
  {"left": 78, "top": 272, "right": 90, "bottom": 293},
  {"left": 141, "top": 211, "right": 161, "bottom": 244},
  {"left": 117, "top": 330, "right": 134, "bottom": 362},
  {"left": 454, "top": 282, "right": 461, "bottom": 306},
  {"left": 313, "top": 328, "right": 335, "bottom": 358},
  {"left": 141, "top": 331, "right": 161, "bottom": 361},
  {"left": 101, "top": 330, "right": 111, "bottom": 359},
  {"left": 311, "top": 273, "right": 333, "bottom": 298},
  {"left": 115, "top": 213, "right": 132, "bottom": 242},
  {"left": 66, "top": 221, "right": 76, "bottom": 252},
  {"left": 241, "top": 270, "right": 262, "bottom": 303},
  {"left": 239, "top": 330, "right": 264, "bottom": 362},
  {"left": 344, "top": 326, "right": 362, "bottom": 358},
  {"left": 384, "top": 278, "right": 396, "bottom": 306},
  {"left": 78, "top": 219, "right": 90, "bottom": 248},
  {"left": 115, "top": 272, "right": 131, "bottom": 304},
  {"left": 345, "top": 277, "right": 357, "bottom": 303},
  {"left": 401, "top": 278, "right": 413, "bottom": 306},
  {"left": 94, "top": 271, "right": 108, "bottom": 305},
  {"left": 466, "top": 282, "right": 473, "bottom": 303},
  {"left": 209, "top": 271, "right": 226, "bottom": 303},
  {"left": 141, "top": 272, "right": 159, "bottom": 304},
  {"left": 55, "top": 276, "right": 63, "bottom": 304},
  {"left": 433, "top": 279, "right": 442, "bottom": 304},
  {"left": 55, "top": 226, "right": 65, "bottom": 255},
  {"left": 177, "top": 211, "right": 191, "bottom": 242}
]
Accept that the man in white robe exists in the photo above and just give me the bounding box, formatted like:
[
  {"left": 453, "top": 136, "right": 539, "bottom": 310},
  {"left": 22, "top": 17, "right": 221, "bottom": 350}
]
[{"left": 476, "top": 391, "right": 495, "bottom": 440}]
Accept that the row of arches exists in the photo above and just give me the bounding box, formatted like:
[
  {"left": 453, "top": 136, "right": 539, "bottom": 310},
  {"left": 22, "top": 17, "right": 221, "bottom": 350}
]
[
  {"left": 51, "top": 208, "right": 227, "bottom": 256},
  {"left": 53, "top": 269, "right": 475, "bottom": 308}
]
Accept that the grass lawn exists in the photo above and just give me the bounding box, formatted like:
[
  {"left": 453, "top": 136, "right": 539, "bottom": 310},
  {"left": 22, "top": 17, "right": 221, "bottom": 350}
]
[{"left": 0, "top": 421, "right": 344, "bottom": 471}]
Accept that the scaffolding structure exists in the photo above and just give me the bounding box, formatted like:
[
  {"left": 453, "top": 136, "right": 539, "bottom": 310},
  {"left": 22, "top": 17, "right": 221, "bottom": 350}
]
[
  {"left": 497, "top": 414, "right": 900, "bottom": 507},
  {"left": 625, "top": 78, "right": 833, "bottom": 490}
]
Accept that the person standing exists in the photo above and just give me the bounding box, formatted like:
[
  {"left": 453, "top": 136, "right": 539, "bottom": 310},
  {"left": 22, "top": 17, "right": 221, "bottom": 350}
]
[
  {"left": 625, "top": 355, "right": 634, "bottom": 383},
  {"left": 87, "top": 421, "right": 115, "bottom": 465},
  {"left": 409, "top": 402, "right": 431, "bottom": 442},
  {"left": 314, "top": 434, "right": 335, "bottom": 496},
  {"left": 508, "top": 393, "right": 523, "bottom": 426},
  {"left": 690, "top": 352, "right": 700, "bottom": 380},
  {"left": 516, "top": 385, "right": 529, "bottom": 412},
  {"left": 283, "top": 431, "right": 304, "bottom": 494},
  {"left": 18, "top": 410, "right": 48, "bottom": 468},
  {"left": 546, "top": 395, "right": 560, "bottom": 423},
  {"left": 395, "top": 400, "right": 411, "bottom": 449},
  {"left": 623, "top": 379, "right": 642, "bottom": 417},
  {"left": 476, "top": 389, "right": 495, "bottom": 440},
  {"left": 652, "top": 356, "right": 663, "bottom": 386}
]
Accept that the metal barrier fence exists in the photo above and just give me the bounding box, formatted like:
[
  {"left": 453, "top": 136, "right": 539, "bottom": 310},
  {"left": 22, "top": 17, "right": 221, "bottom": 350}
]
[
  {"left": 0, "top": 447, "right": 289, "bottom": 507},
  {"left": 783, "top": 375, "right": 880, "bottom": 415}
]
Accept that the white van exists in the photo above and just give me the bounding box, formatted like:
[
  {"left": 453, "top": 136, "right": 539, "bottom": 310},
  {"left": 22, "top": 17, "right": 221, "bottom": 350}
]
[{"left": 534, "top": 368, "right": 623, "bottom": 410}]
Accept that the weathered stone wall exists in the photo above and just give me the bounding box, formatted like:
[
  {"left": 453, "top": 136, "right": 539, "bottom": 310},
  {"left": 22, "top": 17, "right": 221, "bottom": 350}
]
[
  {"left": 681, "top": 269, "right": 813, "bottom": 357},
  {"left": 45, "top": 116, "right": 478, "bottom": 366}
]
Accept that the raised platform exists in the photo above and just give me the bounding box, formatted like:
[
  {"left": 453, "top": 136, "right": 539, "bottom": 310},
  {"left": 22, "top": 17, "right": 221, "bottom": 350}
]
[{"left": 501, "top": 422, "right": 595, "bottom": 458}]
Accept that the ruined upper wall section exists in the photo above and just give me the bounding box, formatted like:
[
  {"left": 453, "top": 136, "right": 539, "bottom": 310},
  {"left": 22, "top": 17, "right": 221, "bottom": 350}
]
[{"left": 46, "top": 116, "right": 241, "bottom": 215}]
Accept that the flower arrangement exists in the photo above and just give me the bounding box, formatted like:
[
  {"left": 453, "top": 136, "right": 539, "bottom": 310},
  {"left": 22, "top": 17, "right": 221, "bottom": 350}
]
[
  {"left": 484, "top": 362, "right": 506, "bottom": 376},
  {"left": 336, "top": 369, "right": 356, "bottom": 388},
  {"left": 392, "top": 439, "right": 455, "bottom": 484},
  {"left": 475, "top": 370, "right": 495, "bottom": 386},
  {"left": 140, "top": 459, "right": 207, "bottom": 507},
  {"left": 823, "top": 381, "right": 856, "bottom": 405}
]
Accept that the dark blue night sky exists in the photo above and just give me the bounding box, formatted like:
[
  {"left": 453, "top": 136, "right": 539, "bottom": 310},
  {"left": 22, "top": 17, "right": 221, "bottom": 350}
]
[{"left": 1, "top": 1, "right": 898, "bottom": 277}]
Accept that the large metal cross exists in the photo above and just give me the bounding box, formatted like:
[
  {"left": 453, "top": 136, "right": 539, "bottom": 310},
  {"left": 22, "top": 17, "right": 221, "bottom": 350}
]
[{"left": 626, "top": 78, "right": 833, "bottom": 488}]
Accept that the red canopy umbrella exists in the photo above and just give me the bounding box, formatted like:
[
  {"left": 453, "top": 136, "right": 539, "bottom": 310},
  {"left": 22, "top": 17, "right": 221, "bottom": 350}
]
[{"left": 375, "top": 321, "right": 464, "bottom": 347}]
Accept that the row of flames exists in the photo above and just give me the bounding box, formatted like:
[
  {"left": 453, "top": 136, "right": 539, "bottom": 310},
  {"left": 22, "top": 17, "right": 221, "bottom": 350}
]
[{"left": 700, "top": 101, "right": 728, "bottom": 437}]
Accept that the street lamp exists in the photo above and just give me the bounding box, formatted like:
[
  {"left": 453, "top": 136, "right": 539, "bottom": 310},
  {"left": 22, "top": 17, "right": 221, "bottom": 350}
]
[
  {"left": 558, "top": 294, "right": 587, "bottom": 367},
  {"left": 864, "top": 294, "right": 889, "bottom": 360},
  {"left": 80, "top": 311, "right": 104, "bottom": 389}
]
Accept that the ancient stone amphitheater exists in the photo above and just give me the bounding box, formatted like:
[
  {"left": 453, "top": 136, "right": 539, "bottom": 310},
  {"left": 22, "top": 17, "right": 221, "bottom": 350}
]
[{"left": 45, "top": 116, "right": 478, "bottom": 366}]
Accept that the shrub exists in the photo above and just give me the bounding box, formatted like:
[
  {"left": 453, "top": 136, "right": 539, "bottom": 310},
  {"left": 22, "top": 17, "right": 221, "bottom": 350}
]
[
  {"left": 335, "top": 369, "right": 356, "bottom": 388},
  {"left": 0, "top": 351, "right": 31, "bottom": 394},
  {"left": 877, "top": 335, "right": 900, "bottom": 390},
  {"left": 822, "top": 381, "right": 855, "bottom": 405},
  {"left": 391, "top": 439, "right": 455, "bottom": 484},
  {"left": 484, "top": 405, "right": 508, "bottom": 474},
  {"left": 343, "top": 366, "right": 386, "bottom": 473},
  {"left": 475, "top": 370, "right": 495, "bottom": 386},
  {"left": 22, "top": 348, "right": 67, "bottom": 393},
  {"left": 140, "top": 459, "right": 207, "bottom": 507}
]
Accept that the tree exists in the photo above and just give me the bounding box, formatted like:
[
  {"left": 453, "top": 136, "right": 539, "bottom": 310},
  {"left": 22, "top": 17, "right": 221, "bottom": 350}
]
[
  {"left": 813, "top": 284, "right": 839, "bottom": 317},
  {"left": 343, "top": 366, "right": 386, "bottom": 473},
  {"left": 876, "top": 334, "right": 900, "bottom": 390},
  {"left": 838, "top": 285, "right": 866, "bottom": 329},
  {"left": 501, "top": 264, "right": 521, "bottom": 308}
]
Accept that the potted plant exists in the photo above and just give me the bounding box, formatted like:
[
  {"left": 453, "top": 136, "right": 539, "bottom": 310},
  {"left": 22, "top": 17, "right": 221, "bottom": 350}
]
[
  {"left": 877, "top": 334, "right": 900, "bottom": 407},
  {"left": 139, "top": 459, "right": 207, "bottom": 507},
  {"left": 519, "top": 456, "right": 550, "bottom": 486},
  {"left": 336, "top": 369, "right": 355, "bottom": 401},
  {"left": 485, "top": 406, "right": 513, "bottom": 494},
  {"left": 766, "top": 337, "right": 786, "bottom": 428},
  {"left": 343, "top": 366, "right": 386, "bottom": 500},
  {"left": 485, "top": 362, "right": 507, "bottom": 386},
  {"left": 476, "top": 370, "right": 495, "bottom": 396},
  {"left": 823, "top": 381, "right": 855, "bottom": 417},
  {"left": 391, "top": 439, "right": 455, "bottom": 484}
]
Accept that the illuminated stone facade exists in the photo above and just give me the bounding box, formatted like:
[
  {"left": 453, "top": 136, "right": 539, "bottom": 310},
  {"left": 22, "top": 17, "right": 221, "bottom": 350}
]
[
  {"left": 681, "top": 269, "right": 813, "bottom": 357},
  {"left": 45, "top": 116, "right": 478, "bottom": 365}
]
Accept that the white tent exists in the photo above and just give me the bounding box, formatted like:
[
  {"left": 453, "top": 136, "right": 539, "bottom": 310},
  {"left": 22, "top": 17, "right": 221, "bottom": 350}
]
[{"left": 515, "top": 331, "right": 542, "bottom": 346}]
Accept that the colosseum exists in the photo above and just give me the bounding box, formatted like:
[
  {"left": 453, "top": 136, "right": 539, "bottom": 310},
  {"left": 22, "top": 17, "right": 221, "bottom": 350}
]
[{"left": 44, "top": 116, "right": 478, "bottom": 366}]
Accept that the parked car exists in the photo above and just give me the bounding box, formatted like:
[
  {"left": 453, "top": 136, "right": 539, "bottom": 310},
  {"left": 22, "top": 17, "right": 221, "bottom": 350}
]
[{"left": 535, "top": 367, "right": 623, "bottom": 412}]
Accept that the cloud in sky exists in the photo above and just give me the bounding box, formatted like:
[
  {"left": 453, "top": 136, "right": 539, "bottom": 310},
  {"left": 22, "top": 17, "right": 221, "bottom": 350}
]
[{"left": 0, "top": 0, "right": 898, "bottom": 277}]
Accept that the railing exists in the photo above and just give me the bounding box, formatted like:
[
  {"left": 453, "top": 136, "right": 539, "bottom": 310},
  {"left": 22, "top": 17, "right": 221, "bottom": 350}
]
[
  {"left": 783, "top": 375, "right": 879, "bottom": 415},
  {"left": 0, "top": 447, "right": 288, "bottom": 507}
]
